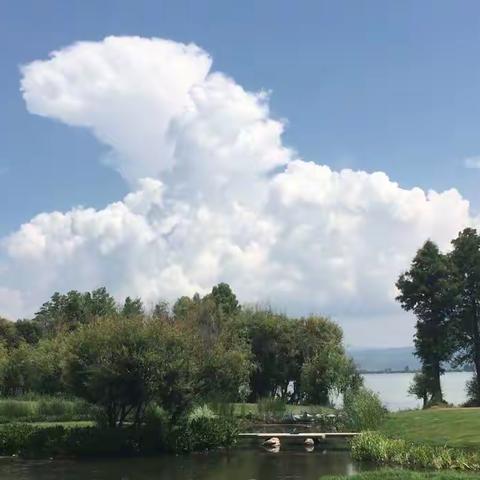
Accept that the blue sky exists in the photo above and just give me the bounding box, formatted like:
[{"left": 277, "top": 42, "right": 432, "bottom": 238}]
[
  {"left": 1, "top": 1, "right": 480, "bottom": 345},
  {"left": 2, "top": 0, "right": 480, "bottom": 236}
]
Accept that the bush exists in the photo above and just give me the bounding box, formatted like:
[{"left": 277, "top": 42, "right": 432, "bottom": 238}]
[
  {"left": 170, "top": 416, "right": 238, "bottom": 453},
  {"left": 188, "top": 404, "right": 216, "bottom": 423},
  {"left": 0, "top": 414, "right": 237, "bottom": 457},
  {"left": 0, "top": 423, "right": 35, "bottom": 455},
  {"left": 257, "top": 398, "right": 287, "bottom": 421},
  {"left": 351, "top": 432, "right": 480, "bottom": 471},
  {"left": 344, "top": 388, "right": 387, "bottom": 431}
]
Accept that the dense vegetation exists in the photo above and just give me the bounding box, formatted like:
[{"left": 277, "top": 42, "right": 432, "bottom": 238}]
[
  {"left": 351, "top": 432, "right": 480, "bottom": 471},
  {"left": 397, "top": 228, "right": 480, "bottom": 407},
  {"left": 0, "top": 282, "right": 362, "bottom": 455}
]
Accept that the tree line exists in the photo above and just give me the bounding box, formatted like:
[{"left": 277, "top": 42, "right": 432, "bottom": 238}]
[
  {"left": 396, "top": 227, "right": 480, "bottom": 407},
  {"left": 0, "top": 283, "right": 361, "bottom": 427}
]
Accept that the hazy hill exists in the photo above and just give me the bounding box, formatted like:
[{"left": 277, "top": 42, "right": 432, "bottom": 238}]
[{"left": 348, "top": 346, "right": 420, "bottom": 372}]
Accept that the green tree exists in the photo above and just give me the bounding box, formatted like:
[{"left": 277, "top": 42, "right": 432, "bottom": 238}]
[
  {"left": 34, "top": 287, "right": 117, "bottom": 333},
  {"left": 63, "top": 316, "right": 196, "bottom": 427},
  {"left": 396, "top": 240, "right": 456, "bottom": 404},
  {"left": 450, "top": 228, "right": 480, "bottom": 404},
  {"left": 0, "top": 317, "right": 19, "bottom": 348},
  {"left": 30, "top": 336, "right": 67, "bottom": 394},
  {"left": 408, "top": 370, "right": 432, "bottom": 409},
  {"left": 15, "top": 319, "right": 42, "bottom": 344},
  {"left": 1, "top": 342, "right": 34, "bottom": 396},
  {"left": 210, "top": 283, "right": 240, "bottom": 316},
  {"left": 121, "top": 296, "right": 144, "bottom": 317}
]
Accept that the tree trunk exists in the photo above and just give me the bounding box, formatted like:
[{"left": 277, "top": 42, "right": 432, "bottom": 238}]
[
  {"left": 472, "top": 310, "right": 480, "bottom": 403},
  {"left": 430, "top": 361, "right": 443, "bottom": 405}
]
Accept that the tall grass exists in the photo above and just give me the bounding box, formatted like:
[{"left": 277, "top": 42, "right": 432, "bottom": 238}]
[
  {"left": 0, "top": 397, "right": 94, "bottom": 423},
  {"left": 257, "top": 398, "right": 287, "bottom": 420},
  {"left": 352, "top": 432, "right": 480, "bottom": 471},
  {"left": 324, "top": 470, "right": 480, "bottom": 479}
]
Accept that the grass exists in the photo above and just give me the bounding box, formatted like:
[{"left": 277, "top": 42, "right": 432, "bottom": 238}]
[
  {"left": 380, "top": 408, "right": 480, "bottom": 449},
  {"left": 7, "top": 420, "right": 95, "bottom": 428},
  {"left": 0, "top": 397, "right": 95, "bottom": 423},
  {"left": 232, "top": 402, "right": 334, "bottom": 417},
  {"left": 324, "top": 470, "right": 480, "bottom": 480}
]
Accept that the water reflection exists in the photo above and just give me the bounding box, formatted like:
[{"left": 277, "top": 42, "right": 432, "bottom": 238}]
[{"left": 0, "top": 448, "right": 365, "bottom": 480}]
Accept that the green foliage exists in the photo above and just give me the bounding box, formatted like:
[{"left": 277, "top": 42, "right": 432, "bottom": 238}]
[
  {"left": 408, "top": 371, "right": 433, "bottom": 409},
  {"left": 121, "top": 296, "right": 144, "bottom": 317},
  {"left": 0, "top": 283, "right": 355, "bottom": 438},
  {"left": 343, "top": 388, "right": 387, "bottom": 431},
  {"left": 257, "top": 397, "right": 287, "bottom": 420},
  {"left": 237, "top": 308, "right": 359, "bottom": 404},
  {"left": 0, "top": 397, "right": 94, "bottom": 423},
  {"left": 351, "top": 432, "right": 480, "bottom": 471},
  {"left": 64, "top": 316, "right": 195, "bottom": 427},
  {"left": 170, "top": 416, "right": 238, "bottom": 453},
  {"left": 450, "top": 228, "right": 480, "bottom": 403},
  {"left": 465, "top": 376, "right": 480, "bottom": 406},
  {"left": 0, "top": 415, "right": 236, "bottom": 458},
  {"left": 210, "top": 282, "right": 240, "bottom": 316},
  {"left": 34, "top": 287, "right": 117, "bottom": 333},
  {"left": 396, "top": 240, "right": 457, "bottom": 404},
  {"left": 188, "top": 404, "right": 216, "bottom": 423}
]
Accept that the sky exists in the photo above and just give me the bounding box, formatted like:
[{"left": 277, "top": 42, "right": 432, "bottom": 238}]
[{"left": 1, "top": 1, "right": 480, "bottom": 347}]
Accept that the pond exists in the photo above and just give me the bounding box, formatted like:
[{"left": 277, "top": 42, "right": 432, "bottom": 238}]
[{"left": 0, "top": 448, "right": 367, "bottom": 480}]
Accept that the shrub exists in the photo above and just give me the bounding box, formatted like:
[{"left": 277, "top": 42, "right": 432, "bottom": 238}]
[
  {"left": 170, "top": 416, "right": 238, "bottom": 453},
  {"left": 188, "top": 404, "right": 217, "bottom": 423},
  {"left": 344, "top": 388, "right": 387, "bottom": 431},
  {"left": 0, "top": 423, "right": 35, "bottom": 455}
]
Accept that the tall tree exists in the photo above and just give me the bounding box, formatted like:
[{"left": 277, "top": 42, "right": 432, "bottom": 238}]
[
  {"left": 121, "top": 296, "right": 144, "bottom": 317},
  {"left": 34, "top": 287, "right": 117, "bottom": 333},
  {"left": 396, "top": 240, "right": 456, "bottom": 405},
  {"left": 450, "top": 228, "right": 480, "bottom": 403},
  {"left": 210, "top": 283, "right": 240, "bottom": 316}
]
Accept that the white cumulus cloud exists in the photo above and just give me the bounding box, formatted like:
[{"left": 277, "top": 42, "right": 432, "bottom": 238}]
[{"left": 0, "top": 36, "right": 477, "bottom": 345}]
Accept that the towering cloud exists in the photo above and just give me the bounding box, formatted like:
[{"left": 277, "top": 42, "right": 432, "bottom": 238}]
[{"left": 0, "top": 36, "right": 476, "bottom": 344}]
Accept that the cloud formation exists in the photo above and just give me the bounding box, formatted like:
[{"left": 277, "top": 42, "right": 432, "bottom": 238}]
[
  {"left": 0, "top": 36, "right": 476, "bottom": 345},
  {"left": 464, "top": 156, "right": 480, "bottom": 169}
]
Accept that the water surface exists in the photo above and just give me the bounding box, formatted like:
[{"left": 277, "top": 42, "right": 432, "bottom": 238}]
[
  {"left": 0, "top": 448, "right": 363, "bottom": 480},
  {"left": 363, "top": 371, "right": 473, "bottom": 410}
]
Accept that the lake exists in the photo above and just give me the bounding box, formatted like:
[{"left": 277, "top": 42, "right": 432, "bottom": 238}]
[
  {"left": 0, "top": 448, "right": 367, "bottom": 479},
  {"left": 363, "top": 371, "right": 473, "bottom": 410}
]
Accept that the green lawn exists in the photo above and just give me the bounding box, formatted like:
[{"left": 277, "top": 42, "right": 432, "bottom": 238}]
[
  {"left": 324, "top": 470, "right": 480, "bottom": 480},
  {"left": 380, "top": 408, "right": 480, "bottom": 449}
]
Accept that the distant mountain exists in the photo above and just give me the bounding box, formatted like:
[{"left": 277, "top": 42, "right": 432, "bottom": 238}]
[{"left": 347, "top": 346, "right": 420, "bottom": 372}]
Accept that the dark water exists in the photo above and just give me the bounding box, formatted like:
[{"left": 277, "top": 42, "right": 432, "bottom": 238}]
[{"left": 0, "top": 448, "right": 365, "bottom": 480}]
